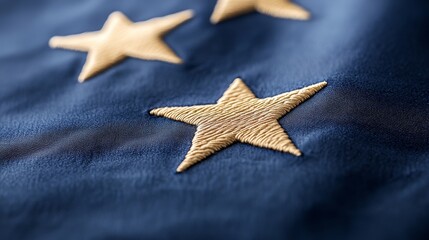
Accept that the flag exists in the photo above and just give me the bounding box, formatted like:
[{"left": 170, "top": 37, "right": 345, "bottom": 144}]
[{"left": 1, "top": 0, "right": 429, "bottom": 239}]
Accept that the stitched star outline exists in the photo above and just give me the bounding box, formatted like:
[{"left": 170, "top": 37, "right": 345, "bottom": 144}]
[
  {"left": 210, "top": 0, "right": 310, "bottom": 24},
  {"left": 151, "top": 78, "right": 327, "bottom": 172},
  {"left": 50, "top": 10, "right": 193, "bottom": 82}
]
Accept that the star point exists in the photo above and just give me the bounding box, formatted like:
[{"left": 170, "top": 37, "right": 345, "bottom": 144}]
[
  {"left": 49, "top": 10, "right": 193, "bottom": 82},
  {"left": 151, "top": 78, "right": 327, "bottom": 172},
  {"left": 210, "top": 0, "right": 310, "bottom": 24}
]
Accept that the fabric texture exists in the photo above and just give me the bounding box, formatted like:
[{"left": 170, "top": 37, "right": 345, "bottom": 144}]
[{"left": 0, "top": 0, "right": 428, "bottom": 239}]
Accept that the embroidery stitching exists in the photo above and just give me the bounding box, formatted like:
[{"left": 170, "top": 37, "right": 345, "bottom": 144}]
[
  {"left": 210, "top": 0, "right": 310, "bottom": 24},
  {"left": 150, "top": 78, "right": 327, "bottom": 172},
  {"left": 49, "top": 10, "right": 193, "bottom": 82}
]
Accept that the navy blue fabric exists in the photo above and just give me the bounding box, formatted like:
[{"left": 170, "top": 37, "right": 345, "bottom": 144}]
[{"left": 1, "top": 0, "right": 429, "bottom": 239}]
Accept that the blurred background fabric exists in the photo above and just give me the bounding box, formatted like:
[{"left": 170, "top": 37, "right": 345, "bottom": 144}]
[{"left": 1, "top": 0, "right": 429, "bottom": 239}]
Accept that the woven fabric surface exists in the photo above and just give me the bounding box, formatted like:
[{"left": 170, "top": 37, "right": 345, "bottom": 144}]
[{"left": 0, "top": 0, "right": 429, "bottom": 239}]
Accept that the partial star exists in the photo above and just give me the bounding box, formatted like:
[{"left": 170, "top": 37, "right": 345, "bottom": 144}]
[
  {"left": 49, "top": 10, "right": 193, "bottom": 82},
  {"left": 210, "top": 0, "right": 310, "bottom": 23},
  {"left": 151, "top": 78, "right": 327, "bottom": 172}
]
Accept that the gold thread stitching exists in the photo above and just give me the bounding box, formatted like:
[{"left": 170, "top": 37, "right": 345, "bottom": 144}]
[
  {"left": 49, "top": 10, "right": 193, "bottom": 82},
  {"left": 150, "top": 78, "right": 327, "bottom": 172},
  {"left": 210, "top": 0, "right": 310, "bottom": 24}
]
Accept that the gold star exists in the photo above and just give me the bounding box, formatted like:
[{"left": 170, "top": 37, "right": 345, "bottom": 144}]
[
  {"left": 49, "top": 10, "right": 193, "bottom": 82},
  {"left": 150, "top": 78, "right": 327, "bottom": 172},
  {"left": 210, "top": 0, "right": 310, "bottom": 23}
]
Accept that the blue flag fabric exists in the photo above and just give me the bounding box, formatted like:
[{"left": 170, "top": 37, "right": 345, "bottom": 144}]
[{"left": 1, "top": 0, "right": 429, "bottom": 239}]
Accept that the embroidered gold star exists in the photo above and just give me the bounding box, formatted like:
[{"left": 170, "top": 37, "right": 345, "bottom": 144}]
[
  {"left": 150, "top": 78, "right": 327, "bottom": 172},
  {"left": 210, "top": 0, "right": 310, "bottom": 23},
  {"left": 49, "top": 10, "right": 193, "bottom": 82}
]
